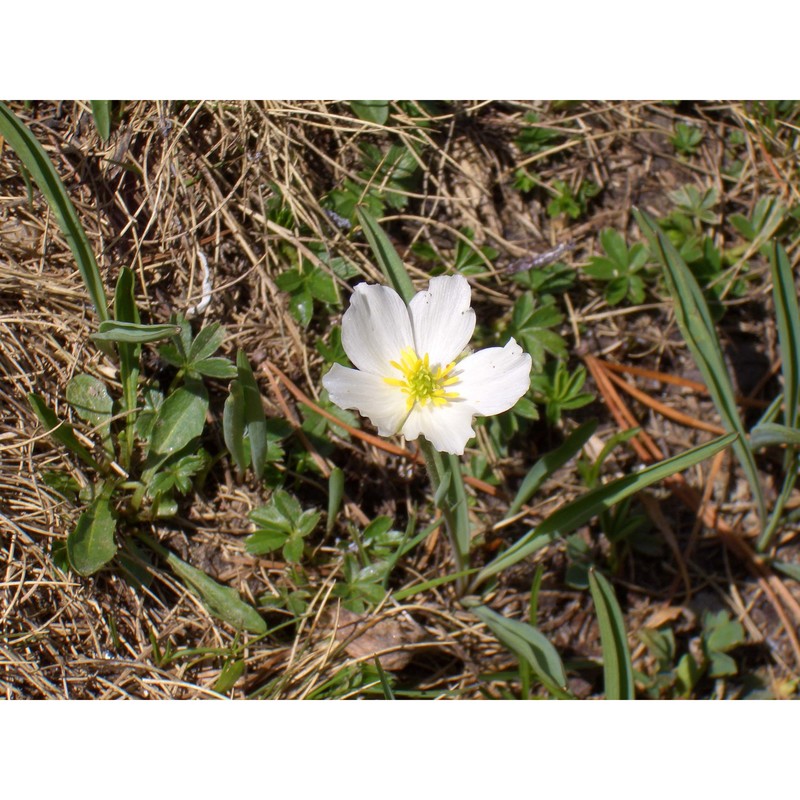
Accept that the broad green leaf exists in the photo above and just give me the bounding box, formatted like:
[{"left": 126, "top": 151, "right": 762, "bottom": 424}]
[
  {"left": 90, "top": 101, "right": 112, "bottom": 141},
  {"left": 66, "top": 373, "right": 113, "bottom": 457},
  {"left": 28, "top": 392, "right": 100, "bottom": 470},
  {"left": 192, "top": 357, "right": 238, "bottom": 379},
  {"left": 246, "top": 530, "right": 288, "bottom": 554},
  {"left": 237, "top": 350, "right": 267, "bottom": 478},
  {"left": 356, "top": 206, "right": 415, "bottom": 303},
  {"left": 187, "top": 322, "right": 225, "bottom": 363},
  {"left": 91, "top": 320, "right": 181, "bottom": 344},
  {"left": 634, "top": 208, "right": 765, "bottom": 523},
  {"left": 149, "top": 379, "right": 208, "bottom": 459},
  {"left": 0, "top": 102, "right": 109, "bottom": 324},
  {"left": 506, "top": 420, "right": 597, "bottom": 518},
  {"left": 223, "top": 379, "right": 248, "bottom": 472},
  {"left": 588, "top": 569, "right": 634, "bottom": 699},
  {"left": 472, "top": 604, "right": 571, "bottom": 698},
  {"left": 476, "top": 432, "right": 737, "bottom": 586},
  {"left": 165, "top": 549, "right": 266, "bottom": 634},
  {"left": 67, "top": 489, "right": 117, "bottom": 576},
  {"left": 350, "top": 101, "right": 390, "bottom": 125}
]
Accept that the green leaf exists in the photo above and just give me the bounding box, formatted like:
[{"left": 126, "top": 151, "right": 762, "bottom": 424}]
[
  {"left": 289, "top": 289, "right": 314, "bottom": 327},
  {"left": 91, "top": 320, "right": 181, "bottom": 344},
  {"left": 223, "top": 380, "right": 248, "bottom": 472},
  {"left": 0, "top": 102, "right": 109, "bottom": 324},
  {"left": 350, "top": 101, "right": 390, "bottom": 125},
  {"left": 475, "top": 432, "right": 737, "bottom": 586},
  {"left": 356, "top": 207, "right": 415, "bottom": 304},
  {"left": 771, "top": 243, "right": 800, "bottom": 429},
  {"left": 588, "top": 569, "right": 635, "bottom": 699},
  {"left": 507, "top": 420, "right": 597, "bottom": 518},
  {"left": 471, "top": 605, "right": 571, "bottom": 698},
  {"left": 236, "top": 351, "right": 267, "bottom": 478},
  {"left": 149, "top": 379, "right": 209, "bottom": 460},
  {"left": 749, "top": 422, "right": 800, "bottom": 450},
  {"left": 113, "top": 267, "right": 140, "bottom": 468},
  {"left": 90, "top": 101, "right": 112, "bottom": 141},
  {"left": 635, "top": 208, "right": 765, "bottom": 523},
  {"left": 165, "top": 549, "right": 266, "bottom": 634},
  {"left": 327, "top": 467, "right": 344, "bottom": 534},
  {"left": 192, "top": 357, "right": 238, "bottom": 379},
  {"left": 213, "top": 659, "right": 245, "bottom": 694},
  {"left": 187, "top": 322, "right": 225, "bottom": 363},
  {"left": 283, "top": 535, "right": 305, "bottom": 563},
  {"left": 27, "top": 392, "right": 100, "bottom": 470},
  {"left": 306, "top": 269, "right": 339, "bottom": 305},
  {"left": 67, "top": 489, "right": 117, "bottom": 576},
  {"left": 246, "top": 530, "right": 288, "bottom": 554},
  {"left": 66, "top": 373, "right": 113, "bottom": 456}
]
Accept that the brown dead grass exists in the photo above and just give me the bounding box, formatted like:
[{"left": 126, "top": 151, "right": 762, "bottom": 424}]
[{"left": 2, "top": 100, "right": 799, "bottom": 699}]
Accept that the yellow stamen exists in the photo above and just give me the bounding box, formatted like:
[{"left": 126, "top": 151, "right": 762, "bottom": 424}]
[{"left": 385, "top": 346, "right": 460, "bottom": 411}]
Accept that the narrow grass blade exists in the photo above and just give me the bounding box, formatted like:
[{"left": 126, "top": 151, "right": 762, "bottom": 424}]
[
  {"left": 91, "top": 320, "right": 181, "bottom": 344},
  {"left": 0, "top": 101, "right": 109, "bottom": 322},
  {"left": 236, "top": 351, "right": 267, "bottom": 478},
  {"left": 68, "top": 488, "right": 118, "bottom": 576},
  {"left": 373, "top": 657, "right": 396, "bottom": 699},
  {"left": 506, "top": 420, "right": 597, "bottom": 518},
  {"left": 326, "top": 467, "right": 345, "bottom": 534},
  {"left": 356, "top": 206, "right": 415, "bottom": 303},
  {"left": 475, "top": 432, "right": 737, "bottom": 586},
  {"left": 634, "top": 208, "right": 765, "bottom": 523},
  {"left": 28, "top": 392, "right": 101, "bottom": 470},
  {"left": 471, "top": 604, "right": 571, "bottom": 698},
  {"left": 588, "top": 568, "right": 634, "bottom": 699},
  {"left": 90, "top": 101, "right": 112, "bottom": 141},
  {"left": 770, "top": 243, "right": 800, "bottom": 429}
]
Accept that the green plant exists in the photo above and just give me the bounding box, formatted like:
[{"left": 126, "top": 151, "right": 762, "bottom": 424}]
[
  {"left": 546, "top": 178, "right": 600, "bottom": 220},
  {"left": 276, "top": 259, "right": 340, "bottom": 328},
  {"left": 515, "top": 112, "right": 566, "bottom": 155},
  {"left": 584, "top": 228, "right": 651, "bottom": 306},
  {"left": 671, "top": 122, "right": 704, "bottom": 156},
  {"left": 531, "top": 360, "right": 594, "bottom": 425},
  {"left": 507, "top": 291, "right": 567, "bottom": 372},
  {"left": 246, "top": 490, "right": 322, "bottom": 563}
]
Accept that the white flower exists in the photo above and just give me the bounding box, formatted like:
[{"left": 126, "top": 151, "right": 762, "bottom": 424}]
[{"left": 322, "top": 274, "right": 532, "bottom": 455}]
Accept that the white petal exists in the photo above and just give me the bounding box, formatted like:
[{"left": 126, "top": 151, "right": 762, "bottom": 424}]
[
  {"left": 322, "top": 363, "right": 409, "bottom": 435},
  {"left": 408, "top": 274, "right": 476, "bottom": 368},
  {"left": 454, "top": 338, "right": 532, "bottom": 415},
  {"left": 401, "top": 401, "right": 477, "bottom": 455},
  {"left": 341, "top": 283, "right": 414, "bottom": 375}
]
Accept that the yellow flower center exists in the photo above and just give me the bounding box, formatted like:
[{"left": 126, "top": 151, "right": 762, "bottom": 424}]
[{"left": 384, "top": 347, "right": 460, "bottom": 411}]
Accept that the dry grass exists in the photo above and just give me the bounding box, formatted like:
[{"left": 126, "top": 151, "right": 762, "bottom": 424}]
[{"left": 2, "top": 100, "right": 799, "bottom": 699}]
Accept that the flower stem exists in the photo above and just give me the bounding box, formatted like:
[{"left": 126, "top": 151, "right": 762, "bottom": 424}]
[{"left": 419, "top": 439, "right": 470, "bottom": 594}]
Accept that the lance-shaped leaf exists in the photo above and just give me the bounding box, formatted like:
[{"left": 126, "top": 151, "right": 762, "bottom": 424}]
[
  {"left": 588, "top": 569, "right": 634, "bottom": 699},
  {"left": 634, "top": 209, "right": 765, "bottom": 523}
]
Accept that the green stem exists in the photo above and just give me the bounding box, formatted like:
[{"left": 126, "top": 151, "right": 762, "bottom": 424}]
[{"left": 419, "top": 439, "right": 470, "bottom": 595}]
